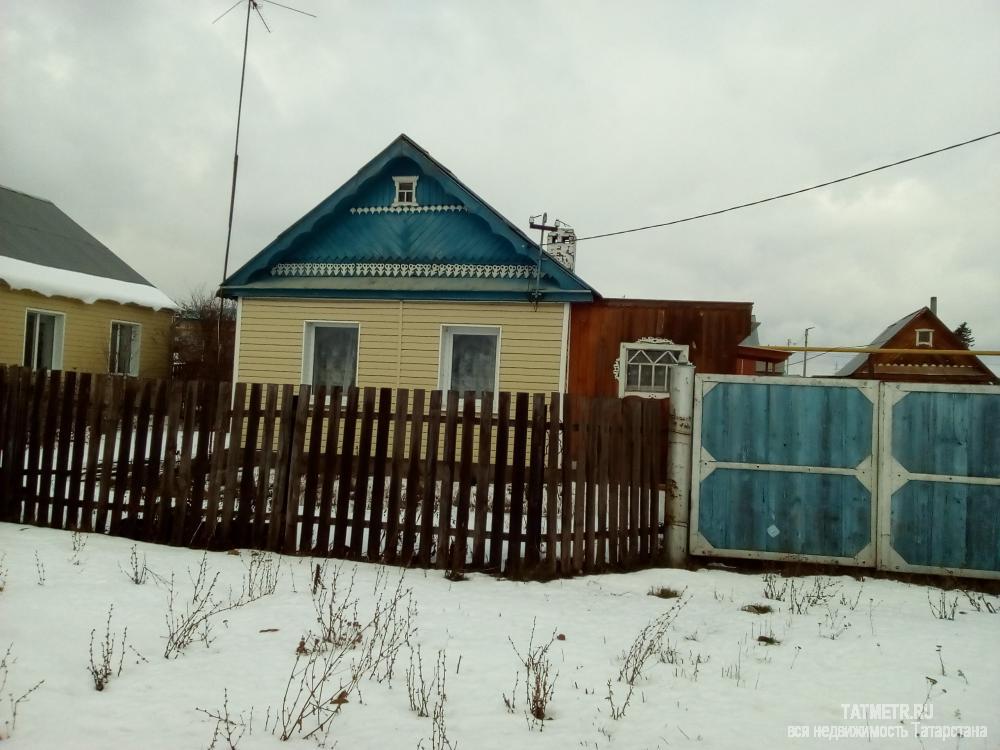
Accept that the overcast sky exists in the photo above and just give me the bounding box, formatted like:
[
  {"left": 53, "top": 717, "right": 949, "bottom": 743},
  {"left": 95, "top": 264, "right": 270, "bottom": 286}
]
[{"left": 2, "top": 1, "right": 998, "bottom": 375}]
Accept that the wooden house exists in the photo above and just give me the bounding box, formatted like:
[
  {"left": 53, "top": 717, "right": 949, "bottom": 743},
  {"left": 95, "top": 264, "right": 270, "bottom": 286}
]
[
  {"left": 220, "top": 135, "right": 597, "bottom": 394},
  {"left": 567, "top": 298, "right": 754, "bottom": 399},
  {"left": 835, "top": 301, "right": 996, "bottom": 385},
  {"left": 0, "top": 185, "right": 176, "bottom": 378}
]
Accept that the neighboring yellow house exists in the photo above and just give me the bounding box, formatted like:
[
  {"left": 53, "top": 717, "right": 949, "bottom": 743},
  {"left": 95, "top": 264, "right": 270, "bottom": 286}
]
[
  {"left": 0, "top": 185, "right": 177, "bottom": 378},
  {"left": 221, "top": 135, "right": 596, "bottom": 395}
]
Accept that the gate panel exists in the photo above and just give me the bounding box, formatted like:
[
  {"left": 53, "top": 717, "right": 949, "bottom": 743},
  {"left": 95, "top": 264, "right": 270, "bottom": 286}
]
[
  {"left": 877, "top": 383, "right": 1000, "bottom": 579},
  {"left": 690, "top": 375, "right": 878, "bottom": 566}
]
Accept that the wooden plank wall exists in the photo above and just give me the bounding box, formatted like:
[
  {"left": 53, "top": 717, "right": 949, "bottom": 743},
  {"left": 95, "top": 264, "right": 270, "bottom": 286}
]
[{"left": 0, "top": 366, "right": 668, "bottom": 579}]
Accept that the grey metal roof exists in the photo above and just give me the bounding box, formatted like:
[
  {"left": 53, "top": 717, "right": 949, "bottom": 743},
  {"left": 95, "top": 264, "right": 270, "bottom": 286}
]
[
  {"left": 0, "top": 185, "right": 153, "bottom": 285},
  {"left": 835, "top": 308, "right": 924, "bottom": 376}
]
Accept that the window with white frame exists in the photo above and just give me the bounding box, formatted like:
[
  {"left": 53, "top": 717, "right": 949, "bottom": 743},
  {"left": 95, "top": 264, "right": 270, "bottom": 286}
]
[
  {"left": 616, "top": 339, "right": 689, "bottom": 398},
  {"left": 915, "top": 329, "right": 934, "bottom": 347},
  {"left": 392, "top": 176, "right": 418, "bottom": 206},
  {"left": 23, "top": 310, "right": 65, "bottom": 371},
  {"left": 303, "top": 322, "right": 360, "bottom": 389},
  {"left": 109, "top": 321, "right": 141, "bottom": 376},
  {"left": 440, "top": 325, "right": 499, "bottom": 395}
]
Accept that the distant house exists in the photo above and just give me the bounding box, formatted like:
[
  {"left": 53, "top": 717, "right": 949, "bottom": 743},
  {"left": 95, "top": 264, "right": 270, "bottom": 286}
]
[
  {"left": 0, "top": 186, "right": 177, "bottom": 378},
  {"left": 835, "top": 300, "right": 996, "bottom": 385},
  {"left": 220, "top": 135, "right": 596, "bottom": 395},
  {"left": 735, "top": 316, "right": 791, "bottom": 376}
]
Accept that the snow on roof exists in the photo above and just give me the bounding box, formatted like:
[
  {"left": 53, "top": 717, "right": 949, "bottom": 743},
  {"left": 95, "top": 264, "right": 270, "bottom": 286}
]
[{"left": 0, "top": 255, "right": 178, "bottom": 311}]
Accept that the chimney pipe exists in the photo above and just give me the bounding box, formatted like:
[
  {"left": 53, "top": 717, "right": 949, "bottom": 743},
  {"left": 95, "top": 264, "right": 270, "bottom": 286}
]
[{"left": 930, "top": 296, "right": 938, "bottom": 315}]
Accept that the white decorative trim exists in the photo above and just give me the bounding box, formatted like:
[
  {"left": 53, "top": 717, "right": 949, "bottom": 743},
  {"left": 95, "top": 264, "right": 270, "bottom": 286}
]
[
  {"left": 272, "top": 262, "right": 534, "bottom": 279},
  {"left": 349, "top": 204, "right": 466, "bottom": 215}
]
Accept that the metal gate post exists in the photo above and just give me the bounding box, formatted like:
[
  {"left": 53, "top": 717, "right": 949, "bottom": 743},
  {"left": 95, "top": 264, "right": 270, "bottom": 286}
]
[{"left": 666, "top": 363, "right": 694, "bottom": 567}]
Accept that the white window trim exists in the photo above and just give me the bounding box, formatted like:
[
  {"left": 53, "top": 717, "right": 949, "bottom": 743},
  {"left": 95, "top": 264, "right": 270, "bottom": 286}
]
[
  {"left": 616, "top": 339, "right": 690, "bottom": 399},
  {"left": 391, "top": 175, "right": 419, "bottom": 207},
  {"left": 301, "top": 320, "right": 362, "bottom": 392},
  {"left": 109, "top": 319, "right": 142, "bottom": 377},
  {"left": 23, "top": 308, "right": 66, "bottom": 371},
  {"left": 915, "top": 328, "right": 934, "bottom": 347},
  {"left": 438, "top": 324, "right": 502, "bottom": 396}
]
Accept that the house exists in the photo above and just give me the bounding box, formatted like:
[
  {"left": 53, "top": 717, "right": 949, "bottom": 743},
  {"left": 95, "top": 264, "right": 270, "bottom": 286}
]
[
  {"left": 568, "top": 298, "right": 755, "bottom": 399},
  {"left": 220, "top": 135, "right": 597, "bottom": 395},
  {"left": 0, "top": 186, "right": 177, "bottom": 378},
  {"left": 735, "top": 316, "right": 791, "bottom": 376},
  {"left": 835, "top": 299, "right": 996, "bottom": 385}
]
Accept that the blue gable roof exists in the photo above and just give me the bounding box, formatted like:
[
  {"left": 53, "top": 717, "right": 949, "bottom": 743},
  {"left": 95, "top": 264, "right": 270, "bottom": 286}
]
[{"left": 220, "top": 135, "right": 598, "bottom": 303}]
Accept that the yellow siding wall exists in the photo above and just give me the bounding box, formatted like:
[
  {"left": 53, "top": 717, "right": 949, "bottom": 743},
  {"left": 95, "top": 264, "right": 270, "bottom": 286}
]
[
  {"left": 238, "top": 299, "right": 566, "bottom": 394},
  {"left": 0, "top": 283, "right": 172, "bottom": 378}
]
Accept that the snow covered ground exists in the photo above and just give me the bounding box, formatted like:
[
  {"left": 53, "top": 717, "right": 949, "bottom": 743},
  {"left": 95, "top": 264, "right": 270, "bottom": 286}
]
[{"left": 0, "top": 524, "right": 997, "bottom": 749}]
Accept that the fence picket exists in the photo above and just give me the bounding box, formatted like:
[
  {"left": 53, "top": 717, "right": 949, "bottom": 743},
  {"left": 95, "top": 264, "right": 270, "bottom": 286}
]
[
  {"left": 220, "top": 382, "right": 247, "bottom": 547},
  {"left": 268, "top": 385, "right": 295, "bottom": 551},
  {"left": 172, "top": 381, "right": 199, "bottom": 547},
  {"left": 436, "top": 391, "right": 459, "bottom": 570},
  {"left": 301, "top": 384, "right": 327, "bottom": 554},
  {"left": 315, "top": 387, "right": 342, "bottom": 555},
  {"left": 94, "top": 378, "right": 124, "bottom": 533},
  {"left": 204, "top": 382, "right": 232, "bottom": 546},
  {"left": 284, "top": 384, "right": 312, "bottom": 553},
  {"left": 405, "top": 389, "right": 428, "bottom": 565},
  {"left": 143, "top": 381, "right": 168, "bottom": 541},
  {"left": 507, "top": 392, "right": 529, "bottom": 576},
  {"left": 472, "top": 390, "right": 494, "bottom": 568},
  {"left": 332, "top": 387, "right": 359, "bottom": 556},
  {"left": 66, "top": 372, "right": 91, "bottom": 529},
  {"left": 53, "top": 371, "right": 77, "bottom": 529},
  {"left": 525, "top": 393, "right": 546, "bottom": 569},
  {"left": 351, "top": 387, "right": 376, "bottom": 558},
  {"left": 254, "top": 384, "right": 279, "bottom": 549},
  {"left": 367, "top": 387, "right": 393, "bottom": 561},
  {"left": 452, "top": 391, "right": 476, "bottom": 572},
  {"left": 237, "top": 383, "right": 263, "bottom": 547},
  {"left": 384, "top": 388, "right": 409, "bottom": 564}
]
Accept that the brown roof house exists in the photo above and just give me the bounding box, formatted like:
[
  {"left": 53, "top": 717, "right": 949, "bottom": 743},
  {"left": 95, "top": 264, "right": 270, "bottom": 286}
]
[{"left": 835, "top": 299, "right": 996, "bottom": 385}]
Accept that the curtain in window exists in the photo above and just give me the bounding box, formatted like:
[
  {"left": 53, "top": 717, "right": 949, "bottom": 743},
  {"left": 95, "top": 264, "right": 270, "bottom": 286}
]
[
  {"left": 449, "top": 333, "right": 497, "bottom": 393},
  {"left": 312, "top": 326, "right": 359, "bottom": 388}
]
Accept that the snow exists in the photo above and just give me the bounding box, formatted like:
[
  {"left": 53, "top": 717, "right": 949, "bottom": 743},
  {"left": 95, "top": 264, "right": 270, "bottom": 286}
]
[
  {"left": 0, "top": 256, "right": 177, "bottom": 311},
  {"left": 1, "top": 525, "right": 998, "bottom": 749}
]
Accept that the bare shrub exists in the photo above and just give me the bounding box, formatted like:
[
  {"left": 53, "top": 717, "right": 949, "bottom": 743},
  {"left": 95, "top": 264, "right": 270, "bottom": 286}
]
[
  {"left": 232, "top": 551, "right": 281, "bottom": 604},
  {"left": 0, "top": 644, "right": 45, "bottom": 740},
  {"left": 312, "top": 565, "right": 362, "bottom": 650},
  {"left": 196, "top": 688, "right": 253, "bottom": 750},
  {"left": 0, "top": 553, "right": 7, "bottom": 592},
  {"left": 271, "top": 569, "right": 417, "bottom": 743},
  {"left": 406, "top": 645, "right": 433, "bottom": 717},
  {"left": 787, "top": 577, "right": 840, "bottom": 616},
  {"left": 88, "top": 605, "right": 128, "bottom": 691},
  {"left": 961, "top": 590, "right": 999, "bottom": 614},
  {"left": 70, "top": 531, "right": 87, "bottom": 566},
  {"left": 33, "top": 551, "right": 45, "bottom": 586},
  {"left": 121, "top": 545, "right": 149, "bottom": 585},
  {"left": 507, "top": 619, "right": 558, "bottom": 730},
  {"left": 762, "top": 572, "right": 786, "bottom": 601},
  {"left": 928, "top": 589, "right": 959, "bottom": 621},
  {"left": 817, "top": 606, "right": 852, "bottom": 640},
  {"left": 163, "top": 553, "right": 243, "bottom": 659},
  {"left": 417, "top": 652, "right": 454, "bottom": 750},
  {"left": 607, "top": 596, "right": 686, "bottom": 720}
]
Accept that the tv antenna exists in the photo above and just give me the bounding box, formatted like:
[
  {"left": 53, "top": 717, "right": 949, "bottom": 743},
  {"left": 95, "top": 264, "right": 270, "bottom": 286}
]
[{"left": 214, "top": 0, "right": 316, "bottom": 286}]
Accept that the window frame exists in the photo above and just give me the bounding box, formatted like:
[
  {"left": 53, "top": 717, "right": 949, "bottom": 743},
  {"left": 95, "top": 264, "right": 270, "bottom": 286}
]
[
  {"left": 301, "top": 320, "right": 362, "bottom": 391},
  {"left": 915, "top": 328, "right": 934, "bottom": 347},
  {"left": 438, "top": 324, "right": 502, "bottom": 396},
  {"left": 108, "top": 320, "right": 142, "bottom": 377},
  {"left": 391, "top": 175, "right": 419, "bottom": 207},
  {"left": 23, "top": 308, "right": 66, "bottom": 371},
  {"left": 616, "top": 340, "right": 690, "bottom": 399}
]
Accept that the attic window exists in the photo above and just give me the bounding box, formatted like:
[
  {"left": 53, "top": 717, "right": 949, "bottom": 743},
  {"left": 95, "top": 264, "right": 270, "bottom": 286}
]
[
  {"left": 392, "top": 176, "right": 419, "bottom": 206},
  {"left": 915, "top": 329, "right": 934, "bottom": 347}
]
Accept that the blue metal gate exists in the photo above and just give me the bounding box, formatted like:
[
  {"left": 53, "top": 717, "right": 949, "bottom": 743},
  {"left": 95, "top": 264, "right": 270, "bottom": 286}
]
[
  {"left": 690, "top": 375, "right": 879, "bottom": 566},
  {"left": 877, "top": 383, "right": 1000, "bottom": 580}
]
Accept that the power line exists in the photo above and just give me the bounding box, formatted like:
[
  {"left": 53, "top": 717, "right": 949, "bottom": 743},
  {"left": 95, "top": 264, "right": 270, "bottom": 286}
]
[{"left": 549, "top": 128, "right": 1000, "bottom": 246}]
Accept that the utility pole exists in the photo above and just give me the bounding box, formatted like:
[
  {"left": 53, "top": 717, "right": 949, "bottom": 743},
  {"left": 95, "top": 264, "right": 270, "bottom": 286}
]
[
  {"left": 528, "top": 213, "right": 558, "bottom": 306},
  {"left": 802, "top": 326, "right": 815, "bottom": 377}
]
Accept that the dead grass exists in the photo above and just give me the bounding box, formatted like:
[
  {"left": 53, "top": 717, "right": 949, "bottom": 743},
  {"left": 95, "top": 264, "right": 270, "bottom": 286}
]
[
  {"left": 741, "top": 603, "right": 774, "bottom": 615},
  {"left": 648, "top": 586, "right": 682, "bottom": 600}
]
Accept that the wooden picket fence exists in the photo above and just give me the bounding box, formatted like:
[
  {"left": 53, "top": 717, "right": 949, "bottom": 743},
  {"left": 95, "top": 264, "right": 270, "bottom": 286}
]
[{"left": 0, "top": 366, "right": 668, "bottom": 578}]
